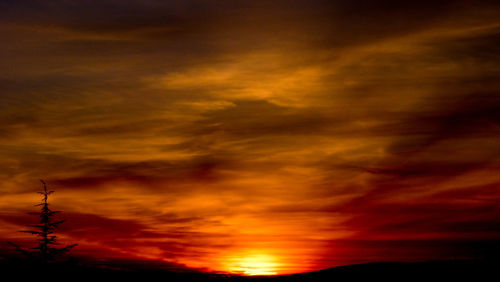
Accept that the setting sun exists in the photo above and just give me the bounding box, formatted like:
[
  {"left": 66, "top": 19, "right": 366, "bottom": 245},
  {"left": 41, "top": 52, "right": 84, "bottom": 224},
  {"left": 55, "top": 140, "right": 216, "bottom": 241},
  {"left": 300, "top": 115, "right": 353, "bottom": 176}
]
[{"left": 227, "top": 254, "right": 280, "bottom": 276}]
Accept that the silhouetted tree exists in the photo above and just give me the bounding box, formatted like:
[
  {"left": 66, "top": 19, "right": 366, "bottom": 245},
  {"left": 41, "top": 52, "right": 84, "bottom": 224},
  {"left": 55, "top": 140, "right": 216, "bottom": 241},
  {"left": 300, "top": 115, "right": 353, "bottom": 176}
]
[{"left": 9, "top": 180, "right": 77, "bottom": 262}]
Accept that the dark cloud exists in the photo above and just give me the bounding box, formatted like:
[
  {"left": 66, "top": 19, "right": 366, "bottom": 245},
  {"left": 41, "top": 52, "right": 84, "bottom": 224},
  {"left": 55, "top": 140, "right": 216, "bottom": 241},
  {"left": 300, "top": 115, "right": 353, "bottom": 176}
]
[
  {"left": 193, "top": 100, "right": 332, "bottom": 136},
  {"left": 51, "top": 156, "right": 228, "bottom": 187}
]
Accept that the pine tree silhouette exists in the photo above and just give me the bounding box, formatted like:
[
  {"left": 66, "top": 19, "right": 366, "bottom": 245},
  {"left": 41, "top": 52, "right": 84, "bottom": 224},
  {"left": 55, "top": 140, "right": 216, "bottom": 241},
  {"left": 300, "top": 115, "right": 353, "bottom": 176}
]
[{"left": 9, "top": 180, "right": 77, "bottom": 262}]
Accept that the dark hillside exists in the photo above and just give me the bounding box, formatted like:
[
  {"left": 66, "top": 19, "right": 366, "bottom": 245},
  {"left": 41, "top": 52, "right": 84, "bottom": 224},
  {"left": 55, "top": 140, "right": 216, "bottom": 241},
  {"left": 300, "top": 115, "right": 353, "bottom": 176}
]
[{"left": 0, "top": 259, "right": 497, "bottom": 282}]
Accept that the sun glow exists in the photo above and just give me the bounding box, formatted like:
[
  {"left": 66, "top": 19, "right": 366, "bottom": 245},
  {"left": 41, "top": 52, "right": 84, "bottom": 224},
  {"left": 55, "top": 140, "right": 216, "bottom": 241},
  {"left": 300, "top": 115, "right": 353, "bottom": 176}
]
[{"left": 228, "top": 254, "right": 280, "bottom": 276}]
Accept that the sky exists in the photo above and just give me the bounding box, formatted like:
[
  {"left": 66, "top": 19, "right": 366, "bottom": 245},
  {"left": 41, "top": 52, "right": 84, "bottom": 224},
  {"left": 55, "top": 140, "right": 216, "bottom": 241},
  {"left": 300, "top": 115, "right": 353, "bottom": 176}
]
[{"left": 1, "top": 0, "right": 500, "bottom": 275}]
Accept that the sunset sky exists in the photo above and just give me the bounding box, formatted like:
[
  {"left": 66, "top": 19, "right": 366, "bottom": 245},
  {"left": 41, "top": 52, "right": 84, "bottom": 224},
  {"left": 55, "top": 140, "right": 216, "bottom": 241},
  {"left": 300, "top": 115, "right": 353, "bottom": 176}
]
[{"left": 1, "top": 0, "right": 500, "bottom": 275}]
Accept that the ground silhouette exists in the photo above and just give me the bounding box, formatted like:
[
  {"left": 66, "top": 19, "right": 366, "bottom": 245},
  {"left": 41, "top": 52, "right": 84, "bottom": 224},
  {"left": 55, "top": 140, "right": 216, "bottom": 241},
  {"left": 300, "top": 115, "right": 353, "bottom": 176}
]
[{"left": 0, "top": 259, "right": 497, "bottom": 282}]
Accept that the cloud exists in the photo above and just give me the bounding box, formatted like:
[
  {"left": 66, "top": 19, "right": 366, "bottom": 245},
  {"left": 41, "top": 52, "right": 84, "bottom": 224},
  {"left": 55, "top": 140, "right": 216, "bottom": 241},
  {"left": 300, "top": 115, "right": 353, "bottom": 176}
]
[{"left": 1, "top": 0, "right": 500, "bottom": 274}]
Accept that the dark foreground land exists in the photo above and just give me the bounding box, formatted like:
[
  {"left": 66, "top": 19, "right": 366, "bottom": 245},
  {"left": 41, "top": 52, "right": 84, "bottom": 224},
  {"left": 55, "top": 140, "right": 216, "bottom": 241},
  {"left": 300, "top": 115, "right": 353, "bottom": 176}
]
[{"left": 0, "top": 259, "right": 498, "bottom": 281}]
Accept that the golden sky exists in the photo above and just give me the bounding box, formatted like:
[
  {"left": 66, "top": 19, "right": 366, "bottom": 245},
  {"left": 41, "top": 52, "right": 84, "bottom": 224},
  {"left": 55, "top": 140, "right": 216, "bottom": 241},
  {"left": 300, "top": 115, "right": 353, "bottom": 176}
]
[{"left": 1, "top": 0, "right": 500, "bottom": 275}]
